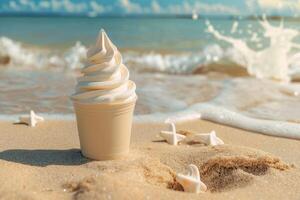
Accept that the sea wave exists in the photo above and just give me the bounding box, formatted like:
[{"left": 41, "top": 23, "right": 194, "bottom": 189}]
[
  {"left": 0, "top": 36, "right": 230, "bottom": 73},
  {"left": 123, "top": 44, "right": 225, "bottom": 73},
  {"left": 0, "top": 36, "right": 86, "bottom": 70},
  {"left": 1, "top": 36, "right": 300, "bottom": 81}
]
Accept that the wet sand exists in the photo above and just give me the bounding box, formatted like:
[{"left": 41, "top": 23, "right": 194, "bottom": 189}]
[{"left": 0, "top": 119, "right": 299, "bottom": 200}]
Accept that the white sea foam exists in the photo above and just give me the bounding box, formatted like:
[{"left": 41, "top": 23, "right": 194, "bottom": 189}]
[
  {"left": 0, "top": 37, "right": 87, "bottom": 69},
  {"left": 230, "top": 21, "right": 239, "bottom": 33},
  {"left": 206, "top": 16, "right": 300, "bottom": 82},
  {"left": 0, "top": 36, "right": 226, "bottom": 73},
  {"left": 124, "top": 51, "right": 203, "bottom": 73},
  {"left": 124, "top": 44, "right": 224, "bottom": 73},
  {"left": 192, "top": 103, "right": 300, "bottom": 139}
]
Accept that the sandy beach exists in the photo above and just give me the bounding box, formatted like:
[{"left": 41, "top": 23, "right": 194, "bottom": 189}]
[
  {"left": 2, "top": 1, "right": 300, "bottom": 199},
  {"left": 0, "top": 119, "right": 298, "bottom": 200}
]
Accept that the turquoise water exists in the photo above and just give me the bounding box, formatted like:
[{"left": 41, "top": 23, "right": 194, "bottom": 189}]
[
  {"left": 2, "top": 16, "right": 300, "bottom": 51},
  {"left": 0, "top": 17, "right": 209, "bottom": 50}
]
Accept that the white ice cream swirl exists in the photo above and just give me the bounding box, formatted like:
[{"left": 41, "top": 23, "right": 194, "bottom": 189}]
[{"left": 71, "top": 30, "right": 137, "bottom": 103}]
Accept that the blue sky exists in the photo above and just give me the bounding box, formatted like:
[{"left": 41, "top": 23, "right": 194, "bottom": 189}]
[{"left": 0, "top": 0, "right": 299, "bottom": 16}]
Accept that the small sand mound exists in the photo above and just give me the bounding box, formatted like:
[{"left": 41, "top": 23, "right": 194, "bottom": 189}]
[
  {"left": 65, "top": 155, "right": 181, "bottom": 193},
  {"left": 140, "top": 159, "right": 177, "bottom": 189},
  {"left": 200, "top": 155, "right": 290, "bottom": 192},
  {"left": 63, "top": 176, "right": 96, "bottom": 194},
  {"left": 62, "top": 157, "right": 184, "bottom": 199},
  {"left": 155, "top": 144, "right": 293, "bottom": 193}
]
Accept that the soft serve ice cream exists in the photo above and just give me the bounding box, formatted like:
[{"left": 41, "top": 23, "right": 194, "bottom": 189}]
[
  {"left": 71, "top": 29, "right": 137, "bottom": 160},
  {"left": 71, "top": 29, "right": 136, "bottom": 104}
]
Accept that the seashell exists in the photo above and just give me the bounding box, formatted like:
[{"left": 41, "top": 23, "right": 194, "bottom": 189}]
[
  {"left": 160, "top": 122, "right": 186, "bottom": 145},
  {"left": 176, "top": 164, "right": 207, "bottom": 193},
  {"left": 18, "top": 110, "right": 44, "bottom": 127},
  {"left": 192, "top": 130, "right": 224, "bottom": 146}
]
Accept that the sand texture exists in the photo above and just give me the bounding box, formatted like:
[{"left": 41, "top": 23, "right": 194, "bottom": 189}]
[{"left": 0, "top": 120, "right": 299, "bottom": 200}]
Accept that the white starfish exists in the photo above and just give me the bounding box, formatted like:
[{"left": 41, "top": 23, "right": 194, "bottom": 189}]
[
  {"left": 176, "top": 164, "right": 207, "bottom": 193},
  {"left": 192, "top": 130, "right": 224, "bottom": 146},
  {"left": 18, "top": 110, "right": 44, "bottom": 127},
  {"left": 160, "top": 122, "right": 186, "bottom": 145}
]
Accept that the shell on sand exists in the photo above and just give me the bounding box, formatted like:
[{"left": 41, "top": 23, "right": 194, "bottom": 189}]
[
  {"left": 176, "top": 164, "right": 207, "bottom": 193},
  {"left": 160, "top": 122, "right": 186, "bottom": 145},
  {"left": 18, "top": 110, "right": 44, "bottom": 127}
]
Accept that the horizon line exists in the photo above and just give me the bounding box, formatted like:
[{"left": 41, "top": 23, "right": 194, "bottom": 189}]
[{"left": 0, "top": 13, "right": 298, "bottom": 20}]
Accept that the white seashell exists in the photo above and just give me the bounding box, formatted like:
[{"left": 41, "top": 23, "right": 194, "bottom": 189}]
[
  {"left": 192, "top": 130, "right": 224, "bottom": 146},
  {"left": 18, "top": 110, "right": 44, "bottom": 127},
  {"left": 176, "top": 164, "right": 207, "bottom": 193},
  {"left": 160, "top": 122, "right": 186, "bottom": 145}
]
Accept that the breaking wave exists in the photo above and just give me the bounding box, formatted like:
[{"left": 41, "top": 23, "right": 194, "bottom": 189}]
[
  {"left": 0, "top": 36, "right": 87, "bottom": 70},
  {"left": 0, "top": 36, "right": 257, "bottom": 75},
  {"left": 0, "top": 36, "right": 226, "bottom": 73},
  {"left": 1, "top": 17, "right": 300, "bottom": 81}
]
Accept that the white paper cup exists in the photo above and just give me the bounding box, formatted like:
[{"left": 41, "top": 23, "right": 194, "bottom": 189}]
[{"left": 72, "top": 98, "right": 136, "bottom": 160}]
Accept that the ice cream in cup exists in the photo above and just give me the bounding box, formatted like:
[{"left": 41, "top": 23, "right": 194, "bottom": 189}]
[{"left": 71, "top": 29, "right": 137, "bottom": 160}]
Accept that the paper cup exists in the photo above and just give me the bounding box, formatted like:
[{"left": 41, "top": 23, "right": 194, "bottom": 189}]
[{"left": 72, "top": 99, "right": 136, "bottom": 160}]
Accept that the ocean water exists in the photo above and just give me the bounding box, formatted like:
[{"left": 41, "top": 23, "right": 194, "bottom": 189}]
[
  {"left": 1, "top": 17, "right": 300, "bottom": 138},
  {"left": 0, "top": 17, "right": 251, "bottom": 50},
  {"left": 2, "top": 16, "right": 300, "bottom": 51}
]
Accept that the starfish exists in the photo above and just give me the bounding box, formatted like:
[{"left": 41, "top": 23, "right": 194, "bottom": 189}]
[
  {"left": 176, "top": 164, "right": 207, "bottom": 193},
  {"left": 18, "top": 110, "right": 44, "bottom": 127},
  {"left": 160, "top": 122, "right": 186, "bottom": 145},
  {"left": 192, "top": 130, "right": 224, "bottom": 146}
]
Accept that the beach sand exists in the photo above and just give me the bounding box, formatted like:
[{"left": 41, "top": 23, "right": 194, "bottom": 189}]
[{"left": 0, "top": 119, "right": 299, "bottom": 200}]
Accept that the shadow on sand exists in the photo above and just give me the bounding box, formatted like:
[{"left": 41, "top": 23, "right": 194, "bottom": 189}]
[{"left": 0, "top": 148, "right": 90, "bottom": 167}]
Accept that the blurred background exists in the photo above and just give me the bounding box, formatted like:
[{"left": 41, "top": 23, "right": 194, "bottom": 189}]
[{"left": 0, "top": 0, "right": 300, "bottom": 123}]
